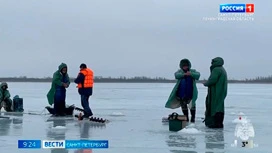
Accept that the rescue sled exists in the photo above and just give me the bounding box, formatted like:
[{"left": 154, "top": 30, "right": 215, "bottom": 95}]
[{"left": 45, "top": 104, "right": 80, "bottom": 115}]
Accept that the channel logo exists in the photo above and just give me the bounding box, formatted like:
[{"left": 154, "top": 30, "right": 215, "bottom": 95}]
[
  {"left": 42, "top": 140, "right": 65, "bottom": 149},
  {"left": 220, "top": 4, "right": 254, "bottom": 13}
]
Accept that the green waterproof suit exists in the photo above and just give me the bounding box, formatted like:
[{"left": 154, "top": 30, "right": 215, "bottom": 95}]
[
  {"left": 165, "top": 59, "right": 200, "bottom": 109},
  {"left": 204, "top": 57, "right": 228, "bottom": 127},
  {"left": 47, "top": 63, "right": 70, "bottom": 106},
  {"left": 0, "top": 82, "right": 12, "bottom": 111}
]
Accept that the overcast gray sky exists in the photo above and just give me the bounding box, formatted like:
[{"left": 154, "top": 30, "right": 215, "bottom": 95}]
[{"left": 0, "top": 0, "right": 271, "bottom": 79}]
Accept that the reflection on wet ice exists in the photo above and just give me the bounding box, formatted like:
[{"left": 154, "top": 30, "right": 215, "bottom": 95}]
[
  {"left": 75, "top": 121, "right": 93, "bottom": 153},
  {"left": 47, "top": 120, "right": 68, "bottom": 153},
  {"left": 205, "top": 129, "right": 225, "bottom": 152},
  {"left": 166, "top": 134, "right": 197, "bottom": 153},
  {"left": 0, "top": 118, "right": 12, "bottom": 136}
]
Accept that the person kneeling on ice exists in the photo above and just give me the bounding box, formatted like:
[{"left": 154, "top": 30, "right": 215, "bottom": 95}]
[
  {"left": 47, "top": 63, "right": 70, "bottom": 116},
  {"left": 0, "top": 82, "right": 13, "bottom": 112},
  {"left": 165, "top": 59, "right": 200, "bottom": 123},
  {"left": 74, "top": 63, "right": 94, "bottom": 118},
  {"left": 203, "top": 57, "right": 228, "bottom": 128}
]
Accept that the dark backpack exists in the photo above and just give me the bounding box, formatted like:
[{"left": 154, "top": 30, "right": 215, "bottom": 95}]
[{"left": 13, "top": 95, "right": 24, "bottom": 112}]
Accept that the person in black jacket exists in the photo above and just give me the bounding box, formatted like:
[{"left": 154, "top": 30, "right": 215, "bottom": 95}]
[{"left": 74, "top": 63, "right": 94, "bottom": 118}]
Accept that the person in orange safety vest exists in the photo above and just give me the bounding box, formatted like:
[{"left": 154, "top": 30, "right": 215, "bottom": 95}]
[{"left": 74, "top": 63, "right": 94, "bottom": 118}]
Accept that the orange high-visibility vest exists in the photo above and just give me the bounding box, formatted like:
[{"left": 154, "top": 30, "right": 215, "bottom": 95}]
[{"left": 77, "top": 68, "right": 94, "bottom": 88}]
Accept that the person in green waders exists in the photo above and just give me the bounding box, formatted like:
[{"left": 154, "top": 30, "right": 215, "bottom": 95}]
[
  {"left": 0, "top": 82, "right": 13, "bottom": 112},
  {"left": 47, "top": 63, "right": 70, "bottom": 116},
  {"left": 165, "top": 59, "right": 200, "bottom": 123},
  {"left": 203, "top": 57, "right": 228, "bottom": 128}
]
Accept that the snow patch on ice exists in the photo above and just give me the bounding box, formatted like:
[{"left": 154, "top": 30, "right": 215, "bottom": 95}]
[
  {"left": 179, "top": 127, "right": 202, "bottom": 134},
  {"left": 238, "top": 112, "right": 245, "bottom": 116},
  {"left": 52, "top": 126, "right": 67, "bottom": 130},
  {"left": 187, "top": 123, "right": 196, "bottom": 128},
  {"left": 110, "top": 112, "right": 125, "bottom": 116},
  {"left": 230, "top": 112, "right": 245, "bottom": 116}
]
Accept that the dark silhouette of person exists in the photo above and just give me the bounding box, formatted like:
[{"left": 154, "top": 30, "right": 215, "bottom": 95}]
[
  {"left": 74, "top": 63, "right": 94, "bottom": 118},
  {"left": 203, "top": 57, "right": 228, "bottom": 128}
]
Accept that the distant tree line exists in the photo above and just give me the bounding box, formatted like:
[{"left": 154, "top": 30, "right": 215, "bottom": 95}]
[{"left": 1, "top": 76, "right": 272, "bottom": 83}]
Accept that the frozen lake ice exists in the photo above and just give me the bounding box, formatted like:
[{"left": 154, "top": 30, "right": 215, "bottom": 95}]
[{"left": 0, "top": 82, "right": 271, "bottom": 153}]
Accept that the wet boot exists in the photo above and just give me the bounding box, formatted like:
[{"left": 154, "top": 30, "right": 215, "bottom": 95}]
[
  {"left": 182, "top": 109, "right": 189, "bottom": 122},
  {"left": 213, "top": 112, "right": 224, "bottom": 128},
  {"left": 58, "top": 101, "right": 66, "bottom": 116},
  {"left": 190, "top": 109, "right": 196, "bottom": 123},
  {"left": 218, "top": 113, "right": 224, "bottom": 128},
  {"left": 78, "top": 113, "right": 83, "bottom": 120}
]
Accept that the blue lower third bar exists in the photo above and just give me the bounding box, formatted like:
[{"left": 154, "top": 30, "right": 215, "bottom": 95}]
[
  {"left": 18, "top": 140, "right": 41, "bottom": 149},
  {"left": 65, "top": 140, "right": 108, "bottom": 149}
]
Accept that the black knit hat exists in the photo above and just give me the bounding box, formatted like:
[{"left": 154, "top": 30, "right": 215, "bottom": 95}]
[{"left": 80, "top": 63, "right": 87, "bottom": 68}]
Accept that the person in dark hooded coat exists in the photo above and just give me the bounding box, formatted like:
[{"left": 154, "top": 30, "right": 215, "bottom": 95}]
[
  {"left": 165, "top": 59, "right": 200, "bottom": 123},
  {"left": 0, "top": 82, "right": 13, "bottom": 112},
  {"left": 47, "top": 63, "right": 70, "bottom": 116},
  {"left": 203, "top": 57, "right": 228, "bottom": 128}
]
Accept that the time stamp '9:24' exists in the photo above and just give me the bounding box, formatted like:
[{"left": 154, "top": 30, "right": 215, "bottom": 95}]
[{"left": 18, "top": 140, "right": 41, "bottom": 149}]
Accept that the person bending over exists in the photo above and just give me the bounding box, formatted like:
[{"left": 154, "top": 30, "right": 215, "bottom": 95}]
[{"left": 0, "top": 82, "right": 12, "bottom": 112}]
